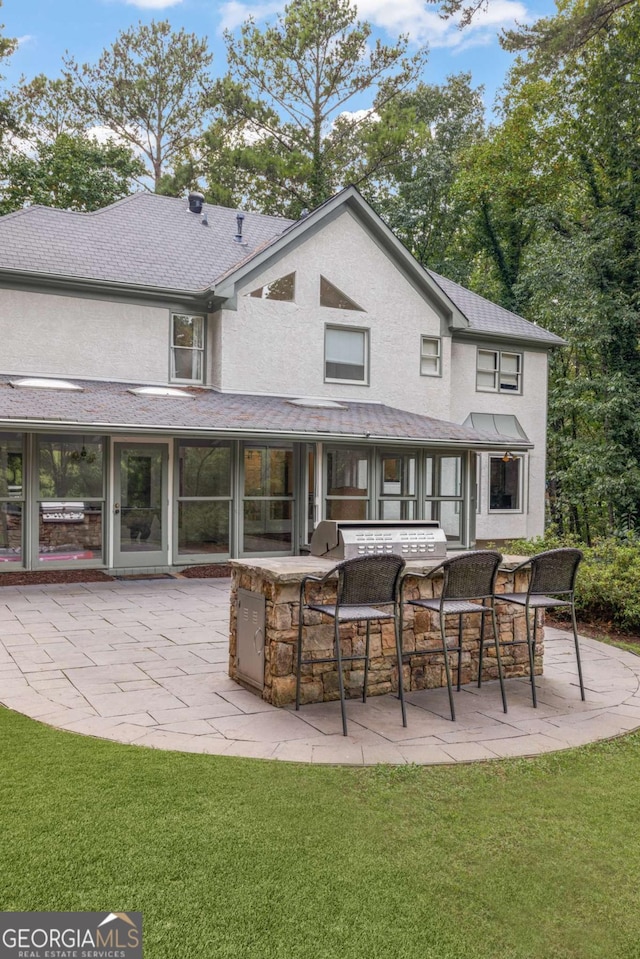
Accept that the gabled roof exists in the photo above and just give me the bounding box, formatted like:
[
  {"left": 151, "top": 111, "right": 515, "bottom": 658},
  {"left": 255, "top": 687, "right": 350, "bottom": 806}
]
[
  {"left": 0, "top": 376, "right": 531, "bottom": 448},
  {"left": 0, "top": 187, "right": 563, "bottom": 346}
]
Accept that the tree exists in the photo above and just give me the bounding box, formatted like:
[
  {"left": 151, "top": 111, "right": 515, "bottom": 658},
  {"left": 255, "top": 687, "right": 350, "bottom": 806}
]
[
  {"left": 64, "top": 20, "right": 215, "bottom": 190},
  {"left": 214, "top": 0, "right": 427, "bottom": 216},
  {"left": 451, "top": 73, "right": 568, "bottom": 310},
  {"left": 358, "top": 73, "right": 485, "bottom": 281},
  {"left": 438, "top": 0, "right": 636, "bottom": 62},
  {"left": 485, "top": 4, "right": 640, "bottom": 540},
  {"left": 0, "top": 1, "right": 17, "bottom": 142},
  {"left": 13, "top": 74, "right": 84, "bottom": 140},
  {"left": 0, "top": 132, "right": 145, "bottom": 214}
]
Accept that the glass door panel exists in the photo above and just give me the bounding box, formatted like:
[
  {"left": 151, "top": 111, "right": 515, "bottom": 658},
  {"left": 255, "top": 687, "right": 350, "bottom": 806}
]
[
  {"left": 113, "top": 443, "right": 168, "bottom": 567},
  {"left": 241, "top": 446, "right": 294, "bottom": 554}
]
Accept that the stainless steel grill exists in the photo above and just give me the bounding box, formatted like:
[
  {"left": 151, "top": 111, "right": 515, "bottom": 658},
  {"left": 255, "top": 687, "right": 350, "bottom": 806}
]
[{"left": 309, "top": 520, "right": 448, "bottom": 561}]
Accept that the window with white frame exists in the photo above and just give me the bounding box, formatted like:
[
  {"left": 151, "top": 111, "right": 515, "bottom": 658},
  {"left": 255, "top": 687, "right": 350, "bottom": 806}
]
[
  {"left": 420, "top": 336, "right": 441, "bottom": 376},
  {"left": 476, "top": 349, "right": 522, "bottom": 393},
  {"left": 489, "top": 455, "right": 521, "bottom": 511},
  {"left": 171, "top": 314, "right": 205, "bottom": 383},
  {"left": 325, "top": 326, "right": 368, "bottom": 384}
]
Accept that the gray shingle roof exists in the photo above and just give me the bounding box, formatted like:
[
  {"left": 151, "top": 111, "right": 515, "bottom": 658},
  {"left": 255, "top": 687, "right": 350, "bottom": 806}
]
[
  {"left": 0, "top": 377, "right": 530, "bottom": 447},
  {"left": 0, "top": 194, "right": 294, "bottom": 293},
  {"left": 427, "top": 270, "right": 565, "bottom": 346},
  {"left": 0, "top": 191, "right": 562, "bottom": 346}
]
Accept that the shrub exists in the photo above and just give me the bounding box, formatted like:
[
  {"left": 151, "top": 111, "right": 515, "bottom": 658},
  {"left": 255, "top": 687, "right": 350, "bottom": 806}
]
[{"left": 506, "top": 534, "right": 640, "bottom": 632}]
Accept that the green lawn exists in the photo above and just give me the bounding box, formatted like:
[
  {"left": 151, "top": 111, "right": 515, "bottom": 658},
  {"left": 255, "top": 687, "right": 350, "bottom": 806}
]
[{"left": 2, "top": 707, "right": 640, "bottom": 959}]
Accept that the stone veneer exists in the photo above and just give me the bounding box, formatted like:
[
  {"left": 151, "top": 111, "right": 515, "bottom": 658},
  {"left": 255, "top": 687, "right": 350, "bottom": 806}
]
[{"left": 228, "top": 556, "right": 542, "bottom": 707}]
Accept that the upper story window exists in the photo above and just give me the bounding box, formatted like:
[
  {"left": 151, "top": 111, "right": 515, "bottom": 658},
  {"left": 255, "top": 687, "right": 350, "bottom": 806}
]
[
  {"left": 248, "top": 272, "right": 295, "bottom": 301},
  {"left": 171, "top": 314, "right": 205, "bottom": 384},
  {"left": 420, "top": 336, "right": 441, "bottom": 376},
  {"left": 320, "top": 276, "right": 364, "bottom": 311},
  {"left": 477, "top": 349, "right": 522, "bottom": 393},
  {"left": 325, "top": 325, "right": 369, "bottom": 384}
]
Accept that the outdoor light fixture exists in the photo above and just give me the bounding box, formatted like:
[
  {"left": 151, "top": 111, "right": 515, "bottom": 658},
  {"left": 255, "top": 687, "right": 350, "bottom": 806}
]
[{"left": 502, "top": 451, "right": 515, "bottom": 463}]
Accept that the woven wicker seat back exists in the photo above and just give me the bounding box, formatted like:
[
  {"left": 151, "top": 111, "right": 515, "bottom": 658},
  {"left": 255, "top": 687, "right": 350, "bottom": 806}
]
[
  {"left": 528, "top": 548, "right": 583, "bottom": 595},
  {"left": 441, "top": 550, "right": 502, "bottom": 600},
  {"left": 336, "top": 553, "right": 406, "bottom": 607}
]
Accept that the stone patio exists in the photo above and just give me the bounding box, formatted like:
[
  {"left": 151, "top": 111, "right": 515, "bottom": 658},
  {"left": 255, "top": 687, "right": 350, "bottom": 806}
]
[{"left": 0, "top": 577, "right": 639, "bottom": 765}]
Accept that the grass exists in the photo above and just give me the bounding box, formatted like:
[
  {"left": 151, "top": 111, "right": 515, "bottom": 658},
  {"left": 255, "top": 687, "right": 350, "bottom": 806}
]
[{"left": 3, "top": 708, "right": 640, "bottom": 959}]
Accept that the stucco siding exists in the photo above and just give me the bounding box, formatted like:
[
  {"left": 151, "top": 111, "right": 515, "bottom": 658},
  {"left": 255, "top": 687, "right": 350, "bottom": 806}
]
[
  {"left": 0, "top": 288, "right": 170, "bottom": 383},
  {"left": 450, "top": 340, "right": 548, "bottom": 539},
  {"left": 217, "top": 210, "right": 453, "bottom": 420}
]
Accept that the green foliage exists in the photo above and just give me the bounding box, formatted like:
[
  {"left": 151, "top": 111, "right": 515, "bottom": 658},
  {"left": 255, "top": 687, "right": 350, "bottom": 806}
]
[
  {"left": 64, "top": 20, "right": 216, "bottom": 190},
  {"left": 214, "top": 0, "right": 427, "bottom": 216},
  {"left": 0, "top": 1, "right": 17, "bottom": 143},
  {"left": 454, "top": 2, "right": 640, "bottom": 541},
  {"left": 508, "top": 534, "right": 640, "bottom": 631},
  {"left": 361, "top": 74, "right": 485, "bottom": 281},
  {"left": 0, "top": 133, "right": 144, "bottom": 213}
]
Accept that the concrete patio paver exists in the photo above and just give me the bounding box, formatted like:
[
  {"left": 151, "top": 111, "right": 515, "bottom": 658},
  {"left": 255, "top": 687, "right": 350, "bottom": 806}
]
[{"left": 0, "top": 576, "right": 639, "bottom": 765}]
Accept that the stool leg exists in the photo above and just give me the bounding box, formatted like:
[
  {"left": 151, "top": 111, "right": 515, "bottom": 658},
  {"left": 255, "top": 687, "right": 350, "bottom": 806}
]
[
  {"left": 333, "top": 616, "right": 348, "bottom": 736},
  {"left": 571, "top": 602, "right": 586, "bottom": 700},
  {"left": 526, "top": 604, "right": 537, "bottom": 708},
  {"left": 295, "top": 607, "right": 304, "bottom": 711},
  {"left": 395, "top": 608, "right": 407, "bottom": 727},
  {"left": 440, "top": 611, "right": 456, "bottom": 722},
  {"left": 456, "top": 615, "right": 463, "bottom": 691},
  {"left": 491, "top": 601, "right": 508, "bottom": 714},
  {"left": 478, "top": 609, "right": 485, "bottom": 688},
  {"left": 363, "top": 620, "right": 370, "bottom": 703}
]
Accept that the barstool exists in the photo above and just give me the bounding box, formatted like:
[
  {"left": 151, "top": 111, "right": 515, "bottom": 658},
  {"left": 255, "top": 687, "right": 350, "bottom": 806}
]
[
  {"left": 296, "top": 553, "right": 406, "bottom": 735},
  {"left": 401, "top": 550, "right": 507, "bottom": 721}
]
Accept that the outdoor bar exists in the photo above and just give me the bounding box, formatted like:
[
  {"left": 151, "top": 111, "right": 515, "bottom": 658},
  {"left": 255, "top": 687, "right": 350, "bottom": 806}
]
[{"left": 228, "top": 552, "right": 541, "bottom": 707}]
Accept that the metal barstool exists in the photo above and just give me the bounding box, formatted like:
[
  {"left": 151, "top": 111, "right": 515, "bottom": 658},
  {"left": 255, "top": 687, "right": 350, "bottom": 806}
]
[
  {"left": 401, "top": 550, "right": 507, "bottom": 721},
  {"left": 296, "top": 553, "right": 406, "bottom": 736},
  {"left": 496, "top": 548, "right": 585, "bottom": 707}
]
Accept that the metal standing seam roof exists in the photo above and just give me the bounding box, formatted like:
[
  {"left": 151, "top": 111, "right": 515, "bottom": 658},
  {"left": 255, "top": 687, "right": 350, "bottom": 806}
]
[
  {"left": 0, "top": 377, "right": 531, "bottom": 447},
  {"left": 0, "top": 191, "right": 563, "bottom": 346}
]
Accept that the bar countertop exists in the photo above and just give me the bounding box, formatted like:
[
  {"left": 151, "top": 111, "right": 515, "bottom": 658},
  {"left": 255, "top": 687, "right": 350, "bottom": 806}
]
[{"left": 229, "top": 553, "right": 528, "bottom": 583}]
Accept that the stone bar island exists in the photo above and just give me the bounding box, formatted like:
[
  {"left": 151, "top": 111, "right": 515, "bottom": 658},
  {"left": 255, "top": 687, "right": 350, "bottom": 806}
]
[{"left": 228, "top": 555, "right": 540, "bottom": 706}]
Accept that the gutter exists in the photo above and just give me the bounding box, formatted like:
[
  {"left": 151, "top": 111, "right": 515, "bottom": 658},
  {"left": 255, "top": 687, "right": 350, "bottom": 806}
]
[
  {"left": 0, "top": 416, "right": 533, "bottom": 450},
  {"left": 0, "top": 268, "right": 210, "bottom": 309},
  {"left": 451, "top": 327, "right": 566, "bottom": 349}
]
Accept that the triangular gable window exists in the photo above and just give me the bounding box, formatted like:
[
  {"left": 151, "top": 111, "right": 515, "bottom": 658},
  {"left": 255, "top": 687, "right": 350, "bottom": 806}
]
[
  {"left": 248, "top": 272, "right": 295, "bottom": 301},
  {"left": 320, "top": 276, "right": 364, "bottom": 311}
]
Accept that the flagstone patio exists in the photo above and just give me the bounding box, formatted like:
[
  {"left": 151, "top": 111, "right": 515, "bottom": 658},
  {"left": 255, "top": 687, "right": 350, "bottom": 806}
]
[{"left": 0, "top": 577, "right": 639, "bottom": 765}]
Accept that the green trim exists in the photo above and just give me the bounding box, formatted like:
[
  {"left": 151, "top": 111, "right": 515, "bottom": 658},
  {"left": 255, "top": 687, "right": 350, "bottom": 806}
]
[{"left": 0, "top": 269, "right": 208, "bottom": 311}]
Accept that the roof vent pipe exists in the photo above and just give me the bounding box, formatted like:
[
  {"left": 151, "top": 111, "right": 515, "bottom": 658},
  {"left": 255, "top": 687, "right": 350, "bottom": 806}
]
[
  {"left": 188, "top": 191, "right": 204, "bottom": 214},
  {"left": 234, "top": 213, "right": 245, "bottom": 243}
]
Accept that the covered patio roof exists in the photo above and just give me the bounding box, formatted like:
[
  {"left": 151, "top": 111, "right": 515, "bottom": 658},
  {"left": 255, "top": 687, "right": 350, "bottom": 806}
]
[{"left": 0, "top": 376, "right": 532, "bottom": 449}]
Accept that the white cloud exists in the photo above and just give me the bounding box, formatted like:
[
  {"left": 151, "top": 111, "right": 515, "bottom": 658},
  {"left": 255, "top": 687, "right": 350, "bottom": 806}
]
[
  {"left": 86, "top": 125, "right": 149, "bottom": 158},
  {"left": 218, "top": 0, "right": 531, "bottom": 49},
  {"left": 218, "top": 1, "right": 282, "bottom": 31},
  {"left": 122, "top": 0, "right": 184, "bottom": 8},
  {"left": 16, "top": 35, "right": 34, "bottom": 48}
]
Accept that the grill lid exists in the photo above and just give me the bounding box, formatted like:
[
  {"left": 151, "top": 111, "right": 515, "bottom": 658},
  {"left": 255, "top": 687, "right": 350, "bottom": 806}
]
[{"left": 310, "top": 520, "right": 447, "bottom": 560}]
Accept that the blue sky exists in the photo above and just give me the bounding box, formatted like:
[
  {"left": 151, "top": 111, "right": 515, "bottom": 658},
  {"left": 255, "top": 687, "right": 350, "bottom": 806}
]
[{"left": 2, "top": 0, "right": 556, "bottom": 114}]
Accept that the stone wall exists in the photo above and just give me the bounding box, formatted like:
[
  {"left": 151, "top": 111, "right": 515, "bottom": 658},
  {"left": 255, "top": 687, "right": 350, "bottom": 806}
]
[{"left": 229, "top": 561, "right": 542, "bottom": 707}]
